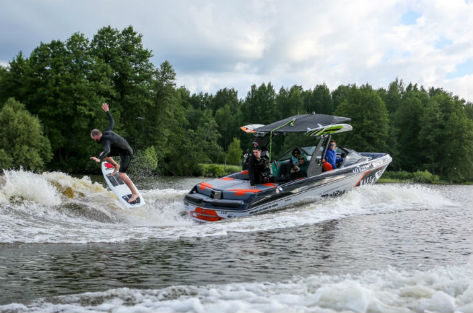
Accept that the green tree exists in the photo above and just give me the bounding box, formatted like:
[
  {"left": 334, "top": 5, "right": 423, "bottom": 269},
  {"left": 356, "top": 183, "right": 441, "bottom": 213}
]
[
  {"left": 331, "top": 85, "right": 351, "bottom": 112},
  {"left": 380, "top": 79, "right": 404, "bottom": 114},
  {"left": 0, "top": 65, "right": 8, "bottom": 105},
  {"left": 239, "top": 83, "right": 277, "bottom": 151},
  {"left": 392, "top": 85, "right": 429, "bottom": 171},
  {"left": 465, "top": 102, "right": 473, "bottom": 121},
  {"left": 90, "top": 26, "right": 154, "bottom": 143},
  {"left": 441, "top": 111, "right": 473, "bottom": 182},
  {"left": 195, "top": 109, "right": 223, "bottom": 163},
  {"left": 241, "top": 83, "right": 276, "bottom": 124},
  {"left": 277, "top": 85, "right": 304, "bottom": 119},
  {"left": 418, "top": 98, "right": 443, "bottom": 174},
  {"left": 3, "top": 34, "right": 115, "bottom": 171},
  {"left": 226, "top": 138, "right": 243, "bottom": 165},
  {"left": 0, "top": 53, "right": 30, "bottom": 105},
  {"left": 334, "top": 85, "right": 389, "bottom": 152},
  {"left": 129, "top": 146, "right": 159, "bottom": 176},
  {"left": 162, "top": 109, "right": 221, "bottom": 175},
  {"left": 0, "top": 98, "right": 52, "bottom": 171},
  {"left": 211, "top": 88, "right": 239, "bottom": 113},
  {"left": 213, "top": 88, "right": 241, "bottom": 151},
  {"left": 183, "top": 91, "right": 213, "bottom": 132},
  {"left": 423, "top": 91, "right": 473, "bottom": 181},
  {"left": 377, "top": 80, "right": 405, "bottom": 171},
  {"left": 146, "top": 61, "right": 179, "bottom": 156},
  {"left": 304, "top": 84, "right": 333, "bottom": 114}
]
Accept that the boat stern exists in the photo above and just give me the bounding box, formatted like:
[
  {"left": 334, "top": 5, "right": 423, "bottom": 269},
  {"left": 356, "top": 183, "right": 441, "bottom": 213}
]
[{"left": 184, "top": 171, "right": 277, "bottom": 222}]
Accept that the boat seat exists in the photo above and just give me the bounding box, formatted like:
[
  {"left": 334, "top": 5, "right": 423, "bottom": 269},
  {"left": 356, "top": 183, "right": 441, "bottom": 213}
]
[{"left": 271, "top": 160, "right": 290, "bottom": 178}]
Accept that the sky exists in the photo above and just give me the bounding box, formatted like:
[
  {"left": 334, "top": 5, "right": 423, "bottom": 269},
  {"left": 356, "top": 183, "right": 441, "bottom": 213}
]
[{"left": 1, "top": 0, "right": 472, "bottom": 102}]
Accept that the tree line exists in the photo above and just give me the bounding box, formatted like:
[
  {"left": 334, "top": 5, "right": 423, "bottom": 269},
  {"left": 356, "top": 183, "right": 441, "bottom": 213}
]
[{"left": 0, "top": 26, "right": 472, "bottom": 182}]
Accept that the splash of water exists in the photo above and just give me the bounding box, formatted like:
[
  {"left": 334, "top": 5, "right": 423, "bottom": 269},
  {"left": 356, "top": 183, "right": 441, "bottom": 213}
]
[{"left": 0, "top": 170, "right": 464, "bottom": 244}]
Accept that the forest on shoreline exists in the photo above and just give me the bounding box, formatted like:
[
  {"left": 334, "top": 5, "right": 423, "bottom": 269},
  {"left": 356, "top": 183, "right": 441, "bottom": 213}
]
[{"left": 1, "top": 26, "right": 472, "bottom": 182}]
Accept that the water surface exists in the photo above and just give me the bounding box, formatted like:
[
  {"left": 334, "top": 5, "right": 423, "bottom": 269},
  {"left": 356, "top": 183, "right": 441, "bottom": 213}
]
[{"left": 0, "top": 170, "right": 471, "bottom": 312}]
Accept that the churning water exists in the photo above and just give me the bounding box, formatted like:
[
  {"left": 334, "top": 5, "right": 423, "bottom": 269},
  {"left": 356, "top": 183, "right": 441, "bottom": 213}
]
[{"left": 0, "top": 169, "right": 471, "bottom": 312}]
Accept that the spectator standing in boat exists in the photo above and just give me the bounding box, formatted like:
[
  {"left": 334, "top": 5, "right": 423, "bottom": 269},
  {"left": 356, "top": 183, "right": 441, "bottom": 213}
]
[
  {"left": 249, "top": 145, "right": 272, "bottom": 186},
  {"left": 242, "top": 140, "right": 268, "bottom": 170},
  {"left": 325, "top": 140, "right": 343, "bottom": 169}
]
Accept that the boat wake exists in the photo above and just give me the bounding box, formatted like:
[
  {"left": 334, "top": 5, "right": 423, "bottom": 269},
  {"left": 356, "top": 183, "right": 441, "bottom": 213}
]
[{"left": 0, "top": 169, "right": 458, "bottom": 244}]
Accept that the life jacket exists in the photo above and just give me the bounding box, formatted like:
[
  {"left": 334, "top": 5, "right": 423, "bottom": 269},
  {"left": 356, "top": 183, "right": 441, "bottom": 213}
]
[{"left": 322, "top": 160, "right": 333, "bottom": 171}]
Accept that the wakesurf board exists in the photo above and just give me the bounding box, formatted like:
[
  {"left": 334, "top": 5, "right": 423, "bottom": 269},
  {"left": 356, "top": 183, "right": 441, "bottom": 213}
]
[{"left": 101, "top": 161, "right": 145, "bottom": 208}]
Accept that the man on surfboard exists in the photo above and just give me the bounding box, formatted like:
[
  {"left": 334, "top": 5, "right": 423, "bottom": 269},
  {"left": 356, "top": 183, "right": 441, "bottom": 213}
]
[{"left": 89, "top": 103, "right": 139, "bottom": 203}]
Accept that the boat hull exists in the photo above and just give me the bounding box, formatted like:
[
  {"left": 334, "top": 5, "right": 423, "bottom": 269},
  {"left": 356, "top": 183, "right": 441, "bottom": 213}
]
[{"left": 185, "top": 153, "right": 392, "bottom": 222}]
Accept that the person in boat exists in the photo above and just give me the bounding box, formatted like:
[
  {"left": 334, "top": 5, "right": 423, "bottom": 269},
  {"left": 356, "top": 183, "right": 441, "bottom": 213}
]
[
  {"left": 248, "top": 145, "right": 273, "bottom": 186},
  {"left": 89, "top": 103, "right": 139, "bottom": 203},
  {"left": 242, "top": 140, "right": 268, "bottom": 170},
  {"left": 279, "top": 147, "right": 303, "bottom": 180},
  {"left": 291, "top": 153, "right": 308, "bottom": 178},
  {"left": 324, "top": 140, "right": 343, "bottom": 170}
]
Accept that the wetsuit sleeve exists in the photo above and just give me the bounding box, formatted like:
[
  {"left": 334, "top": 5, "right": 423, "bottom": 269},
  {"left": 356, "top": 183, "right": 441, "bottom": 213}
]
[
  {"left": 105, "top": 111, "right": 115, "bottom": 131},
  {"left": 98, "top": 139, "right": 111, "bottom": 162}
]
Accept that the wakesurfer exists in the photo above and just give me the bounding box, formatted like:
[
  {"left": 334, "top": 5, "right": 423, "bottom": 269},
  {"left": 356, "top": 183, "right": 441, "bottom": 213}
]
[{"left": 89, "top": 103, "right": 139, "bottom": 203}]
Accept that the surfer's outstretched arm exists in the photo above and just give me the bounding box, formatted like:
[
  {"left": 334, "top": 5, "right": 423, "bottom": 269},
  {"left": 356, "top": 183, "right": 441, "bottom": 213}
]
[{"left": 102, "top": 103, "right": 115, "bottom": 131}]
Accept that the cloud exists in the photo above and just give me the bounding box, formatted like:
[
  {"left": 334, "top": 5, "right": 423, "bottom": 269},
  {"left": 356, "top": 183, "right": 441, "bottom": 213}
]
[
  {"left": 0, "top": 0, "right": 472, "bottom": 102},
  {"left": 401, "top": 10, "right": 422, "bottom": 25},
  {"left": 445, "top": 58, "right": 473, "bottom": 79}
]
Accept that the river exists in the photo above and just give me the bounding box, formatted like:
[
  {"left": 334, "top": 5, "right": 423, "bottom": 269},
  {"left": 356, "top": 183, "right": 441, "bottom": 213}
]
[{"left": 0, "top": 169, "right": 471, "bottom": 312}]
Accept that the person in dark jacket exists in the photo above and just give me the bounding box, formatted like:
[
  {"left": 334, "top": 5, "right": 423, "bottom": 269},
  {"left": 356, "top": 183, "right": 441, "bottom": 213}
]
[
  {"left": 248, "top": 146, "right": 272, "bottom": 186},
  {"left": 89, "top": 103, "right": 139, "bottom": 203}
]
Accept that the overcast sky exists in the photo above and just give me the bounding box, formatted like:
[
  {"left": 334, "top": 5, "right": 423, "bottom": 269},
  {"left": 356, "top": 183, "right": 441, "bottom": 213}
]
[{"left": 1, "top": 0, "right": 472, "bottom": 102}]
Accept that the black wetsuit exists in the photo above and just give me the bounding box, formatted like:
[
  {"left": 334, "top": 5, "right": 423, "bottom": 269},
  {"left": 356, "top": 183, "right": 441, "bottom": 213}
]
[{"left": 98, "top": 111, "right": 133, "bottom": 173}]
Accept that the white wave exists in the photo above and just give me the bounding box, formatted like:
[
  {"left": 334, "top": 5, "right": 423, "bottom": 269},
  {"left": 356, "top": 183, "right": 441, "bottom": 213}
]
[
  {"left": 121, "top": 188, "right": 191, "bottom": 226},
  {"left": 168, "top": 183, "right": 458, "bottom": 240},
  {"left": 2, "top": 261, "right": 471, "bottom": 313},
  {"left": 0, "top": 170, "right": 466, "bottom": 243},
  {"left": 42, "top": 171, "right": 108, "bottom": 199},
  {"left": 0, "top": 169, "right": 62, "bottom": 206}
]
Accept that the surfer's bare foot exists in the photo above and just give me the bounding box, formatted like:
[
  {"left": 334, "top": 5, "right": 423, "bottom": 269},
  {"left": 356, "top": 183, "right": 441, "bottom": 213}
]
[
  {"left": 112, "top": 165, "right": 120, "bottom": 176},
  {"left": 128, "top": 194, "right": 139, "bottom": 203}
]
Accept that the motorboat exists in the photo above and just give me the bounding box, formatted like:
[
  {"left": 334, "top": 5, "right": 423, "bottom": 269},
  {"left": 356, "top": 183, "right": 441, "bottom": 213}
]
[{"left": 184, "top": 113, "right": 392, "bottom": 222}]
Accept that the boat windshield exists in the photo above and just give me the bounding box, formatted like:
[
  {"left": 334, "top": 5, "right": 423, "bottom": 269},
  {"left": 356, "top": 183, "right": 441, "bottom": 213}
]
[
  {"left": 342, "top": 149, "right": 366, "bottom": 167},
  {"left": 277, "top": 146, "right": 315, "bottom": 161}
]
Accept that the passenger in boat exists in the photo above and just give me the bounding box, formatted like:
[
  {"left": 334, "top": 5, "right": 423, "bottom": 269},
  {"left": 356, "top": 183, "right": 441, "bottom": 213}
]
[
  {"left": 242, "top": 140, "right": 268, "bottom": 170},
  {"left": 325, "top": 140, "right": 343, "bottom": 170},
  {"left": 279, "top": 147, "right": 303, "bottom": 180},
  {"left": 291, "top": 154, "right": 308, "bottom": 178},
  {"left": 249, "top": 145, "right": 273, "bottom": 186}
]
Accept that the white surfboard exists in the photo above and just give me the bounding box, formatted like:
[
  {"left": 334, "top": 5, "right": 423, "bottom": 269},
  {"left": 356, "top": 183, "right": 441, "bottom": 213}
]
[{"left": 101, "top": 161, "right": 145, "bottom": 209}]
